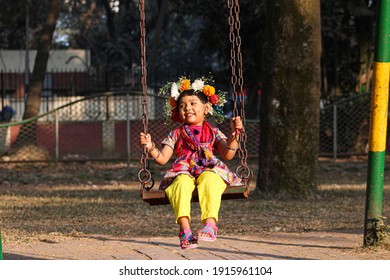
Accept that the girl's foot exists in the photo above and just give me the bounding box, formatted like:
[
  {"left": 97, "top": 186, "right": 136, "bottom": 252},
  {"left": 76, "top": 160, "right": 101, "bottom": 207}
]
[
  {"left": 197, "top": 223, "right": 218, "bottom": 241},
  {"left": 179, "top": 229, "right": 198, "bottom": 249}
]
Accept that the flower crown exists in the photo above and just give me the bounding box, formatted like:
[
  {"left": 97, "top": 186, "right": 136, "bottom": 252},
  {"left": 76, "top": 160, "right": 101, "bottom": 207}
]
[{"left": 159, "top": 75, "right": 227, "bottom": 124}]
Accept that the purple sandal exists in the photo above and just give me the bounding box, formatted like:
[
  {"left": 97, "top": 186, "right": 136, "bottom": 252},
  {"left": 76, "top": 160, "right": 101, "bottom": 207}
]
[
  {"left": 197, "top": 223, "right": 218, "bottom": 242},
  {"left": 179, "top": 229, "right": 198, "bottom": 250}
]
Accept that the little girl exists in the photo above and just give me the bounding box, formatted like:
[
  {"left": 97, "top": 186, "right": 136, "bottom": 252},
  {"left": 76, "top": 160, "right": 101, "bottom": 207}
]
[{"left": 139, "top": 76, "right": 243, "bottom": 250}]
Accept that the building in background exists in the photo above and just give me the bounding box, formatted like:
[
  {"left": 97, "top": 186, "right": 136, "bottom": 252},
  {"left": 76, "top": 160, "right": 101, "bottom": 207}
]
[{"left": 0, "top": 49, "right": 90, "bottom": 98}]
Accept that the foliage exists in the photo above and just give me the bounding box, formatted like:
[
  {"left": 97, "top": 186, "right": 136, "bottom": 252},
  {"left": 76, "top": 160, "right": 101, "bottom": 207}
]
[
  {"left": 0, "top": 0, "right": 378, "bottom": 111},
  {"left": 56, "top": 0, "right": 140, "bottom": 84},
  {"left": 169, "top": 1, "right": 266, "bottom": 98},
  {"left": 320, "top": 0, "right": 375, "bottom": 99},
  {"left": 152, "top": 13, "right": 210, "bottom": 81},
  {"left": 0, "top": 0, "right": 50, "bottom": 49}
]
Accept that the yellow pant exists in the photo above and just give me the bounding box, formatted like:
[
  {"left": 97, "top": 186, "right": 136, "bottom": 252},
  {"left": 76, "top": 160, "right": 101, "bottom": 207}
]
[{"left": 165, "top": 171, "right": 226, "bottom": 223}]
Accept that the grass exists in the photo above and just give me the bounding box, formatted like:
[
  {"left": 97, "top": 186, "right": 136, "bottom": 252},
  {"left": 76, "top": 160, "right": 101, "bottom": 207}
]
[{"left": 0, "top": 159, "right": 389, "bottom": 247}]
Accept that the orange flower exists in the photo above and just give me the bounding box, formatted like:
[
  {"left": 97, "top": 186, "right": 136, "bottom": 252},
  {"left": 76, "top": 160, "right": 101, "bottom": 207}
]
[
  {"left": 180, "top": 79, "right": 191, "bottom": 91},
  {"left": 203, "top": 85, "right": 215, "bottom": 97},
  {"left": 168, "top": 97, "right": 177, "bottom": 107}
]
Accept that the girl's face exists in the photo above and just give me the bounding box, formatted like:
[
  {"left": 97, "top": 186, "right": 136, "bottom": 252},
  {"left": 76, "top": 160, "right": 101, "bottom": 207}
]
[{"left": 178, "top": 95, "right": 211, "bottom": 126}]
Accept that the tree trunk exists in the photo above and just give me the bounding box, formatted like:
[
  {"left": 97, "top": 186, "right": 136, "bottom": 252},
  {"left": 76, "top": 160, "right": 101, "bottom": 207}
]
[
  {"left": 102, "top": 0, "right": 117, "bottom": 40},
  {"left": 14, "top": 0, "right": 60, "bottom": 149},
  {"left": 148, "top": 0, "right": 169, "bottom": 81},
  {"left": 257, "top": 0, "right": 321, "bottom": 197},
  {"left": 23, "top": 0, "right": 60, "bottom": 120}
]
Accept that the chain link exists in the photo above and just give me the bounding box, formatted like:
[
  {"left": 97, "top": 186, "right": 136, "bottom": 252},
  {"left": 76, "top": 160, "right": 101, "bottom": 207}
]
[
  {"left": 138, "top": 0, "right": 251, "bottom": 190},
  {"left": 138, "top": 0, "right": 154, "bottom": 191},
  {"left": 228, "top": 0, "right": 253, "bottom": 181}
]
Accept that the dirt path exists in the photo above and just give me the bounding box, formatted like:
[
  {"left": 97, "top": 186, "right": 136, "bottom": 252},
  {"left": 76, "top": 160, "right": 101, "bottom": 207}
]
[
  {"left": 3, "top": 231, "right": 390, "bottom": 260},
  {"left": 2, "top": 160, "right": 390, "bottom": 261}
]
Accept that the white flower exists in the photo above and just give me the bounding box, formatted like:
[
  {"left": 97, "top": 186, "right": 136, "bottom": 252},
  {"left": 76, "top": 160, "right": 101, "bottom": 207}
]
[
  {"left": 171, "top": 83, "right": 180, "bottom": 100},
  {"left": 192, "top": 79, "right": 204, "bottom": 91},
  {"left": 208, "top": 107, "right": 214, "bottom": 115}
]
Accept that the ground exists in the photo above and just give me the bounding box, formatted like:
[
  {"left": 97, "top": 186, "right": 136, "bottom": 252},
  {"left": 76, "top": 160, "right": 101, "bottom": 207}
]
[{"left": 1, "top": 157, "right": 390, "bottom": 259}]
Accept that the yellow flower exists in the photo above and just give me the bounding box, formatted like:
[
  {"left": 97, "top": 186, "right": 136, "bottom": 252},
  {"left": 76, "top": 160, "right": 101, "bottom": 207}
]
[
  {"left": 203, "top": 85, "right": 215, "bottom": 97},
  {"left": 180, "top": 79, "right": 191, "bottom": 91}
]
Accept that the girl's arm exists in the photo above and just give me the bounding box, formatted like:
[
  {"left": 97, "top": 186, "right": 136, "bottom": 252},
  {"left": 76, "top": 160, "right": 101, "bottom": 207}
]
[
  {"left": 139, "top": 132, "right": 174, "bottom": 165},
  {"left": 216, "top": 117, "right": 243, "bottom": 161}
]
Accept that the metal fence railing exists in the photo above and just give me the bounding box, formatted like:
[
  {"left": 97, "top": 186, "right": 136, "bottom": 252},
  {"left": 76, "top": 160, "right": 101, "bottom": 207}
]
[
  {"left": 0, "top": 91, "right": 378, "bottom": 163},
  {"left": 0, "top": 92, "right": 260, "bottom": 163},
  {"left": 319, "top": 93, "right": 371, "bottom": 159}
]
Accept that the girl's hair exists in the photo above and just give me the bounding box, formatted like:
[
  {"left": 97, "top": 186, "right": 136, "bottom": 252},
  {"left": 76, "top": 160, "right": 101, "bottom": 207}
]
[{"left": 177, "top": 89, "right": 209, "bottom": 107}]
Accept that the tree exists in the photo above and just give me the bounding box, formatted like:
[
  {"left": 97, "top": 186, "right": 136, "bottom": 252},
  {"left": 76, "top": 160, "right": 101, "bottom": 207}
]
[
  {"left": 12, "top": 0, "right": 60, "bottom": 151},
  {"left": 320, "top": 0, "right": 376, "bottom": 99},
  {"left": 257, "top": 0, "right": 322, "bottom": 196},
  {"left": 171, "top": 0, "right": 265, "bottom": 92},
  {"left": 0, "top": 0, "right": 49, "bottom": 49},
  {"left": 59, "top": 0, "right": 141, "bottom": 87},
  {"left": 23, "top": 0, "right": 60, "bottom": 120}
]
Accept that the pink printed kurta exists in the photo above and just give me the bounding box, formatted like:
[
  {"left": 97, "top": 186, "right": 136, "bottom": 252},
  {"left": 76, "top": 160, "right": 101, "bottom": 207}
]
[{"left": 159, "top": 122, "right": 242, "bottom": 190}]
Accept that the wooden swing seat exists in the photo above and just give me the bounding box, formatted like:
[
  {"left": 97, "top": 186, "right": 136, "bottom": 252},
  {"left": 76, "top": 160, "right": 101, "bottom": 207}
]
[{"left": 142, "top": 183, "right": 249, "bottom": 206}]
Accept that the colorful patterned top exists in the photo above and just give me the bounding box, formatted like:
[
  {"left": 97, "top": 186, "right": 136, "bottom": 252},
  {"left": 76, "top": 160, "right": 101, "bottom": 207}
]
[{"left": 159, "top": 121, "right": 242, "bottom": 190}]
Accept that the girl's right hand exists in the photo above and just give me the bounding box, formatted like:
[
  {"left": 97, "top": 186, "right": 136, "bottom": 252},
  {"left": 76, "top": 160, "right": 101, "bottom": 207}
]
[{"left": 139, "top": 132, "right": 153, "bottom": 150}]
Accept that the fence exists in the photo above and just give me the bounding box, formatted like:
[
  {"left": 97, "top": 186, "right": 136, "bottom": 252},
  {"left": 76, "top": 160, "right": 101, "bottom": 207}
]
[
  {"left": 1, "top": 68, "right": 140, "bottom": 97},
  {"left": 0, "top": 90, "right": 379, "bottom": 163},
  {"left": 319, "top": 93, "right": 372, "bottom": 158},
  {"left": 0, "top": 91, "right": 260, "bottom": 163}
]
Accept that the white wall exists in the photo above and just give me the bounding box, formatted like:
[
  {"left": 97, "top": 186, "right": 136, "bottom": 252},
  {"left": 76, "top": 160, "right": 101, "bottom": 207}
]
[{"left": 0, "top": 49, "right": 90, "bottom": 72}]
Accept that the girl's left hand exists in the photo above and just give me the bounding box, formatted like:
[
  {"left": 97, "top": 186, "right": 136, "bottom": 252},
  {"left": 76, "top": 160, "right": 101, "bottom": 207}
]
[{"left": 230, "top": 116, "right": 243, "bottom": 135}]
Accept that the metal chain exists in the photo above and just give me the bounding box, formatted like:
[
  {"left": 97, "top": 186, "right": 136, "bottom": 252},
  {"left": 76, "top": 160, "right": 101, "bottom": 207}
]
[
  {"left": 138, "top": 0, "right": 251, "bottom": 189},
  {"left": 137, "top": 0, "right": 154, "bottom": 191},
  {"left": 228, "top": 0, "right": 253, "bottom": 181}
]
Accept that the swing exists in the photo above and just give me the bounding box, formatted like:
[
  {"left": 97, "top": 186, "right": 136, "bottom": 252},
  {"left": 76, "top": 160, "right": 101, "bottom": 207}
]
[{"left": 137, "top": 0, "right": 253, "bottom": 206}]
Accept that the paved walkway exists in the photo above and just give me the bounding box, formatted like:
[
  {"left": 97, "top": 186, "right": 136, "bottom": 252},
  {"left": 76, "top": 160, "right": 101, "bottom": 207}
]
[{"left": 3, "top": 231, "right": 390, "bottom": 260}]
